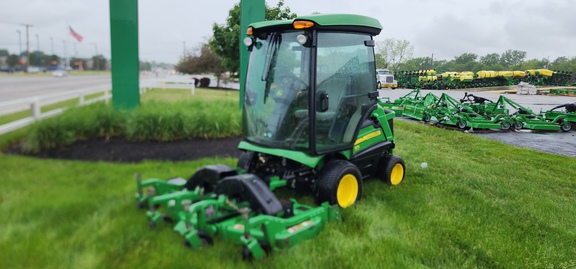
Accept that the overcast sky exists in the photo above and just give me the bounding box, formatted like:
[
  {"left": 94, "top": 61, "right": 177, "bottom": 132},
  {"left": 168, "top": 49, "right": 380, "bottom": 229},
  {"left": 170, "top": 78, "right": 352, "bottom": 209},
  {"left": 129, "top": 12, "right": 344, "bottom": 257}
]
[{"left": 1, "top": 0, "right": 574, "bottom": 66}]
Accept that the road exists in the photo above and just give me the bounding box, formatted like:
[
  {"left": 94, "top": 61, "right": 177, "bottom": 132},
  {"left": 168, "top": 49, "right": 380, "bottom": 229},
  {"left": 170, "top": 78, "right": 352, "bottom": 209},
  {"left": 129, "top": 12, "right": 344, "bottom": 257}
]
[{"left": 0, "top": 75, "right": 112, "bottom": 102}]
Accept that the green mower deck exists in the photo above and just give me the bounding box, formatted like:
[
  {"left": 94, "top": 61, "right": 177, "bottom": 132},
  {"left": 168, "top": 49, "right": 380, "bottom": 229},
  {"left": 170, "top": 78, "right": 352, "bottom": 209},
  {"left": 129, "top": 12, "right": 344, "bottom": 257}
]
[{"left": 136, "top": 165, "right": 340, "bottom": 260}]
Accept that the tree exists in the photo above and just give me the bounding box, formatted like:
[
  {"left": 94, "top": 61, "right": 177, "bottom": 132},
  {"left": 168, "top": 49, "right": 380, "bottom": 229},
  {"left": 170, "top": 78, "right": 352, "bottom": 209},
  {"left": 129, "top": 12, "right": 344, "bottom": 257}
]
[
  {"left": 480, "top": 53, "right": 500, "bottom": 67},
  {"left": 499, "top": 49, "right": 526, "bottom": 68},
  {"left": 375, "top": 38, "right": 414, "bottom": 71},
  {"left": 176, "top": 43, "right": 227, "bottom": 87},
  {"left": 6, "top": 54, "right": 19, "bottom": 67},
  {"left": 92, "top": 55, "right": 107, "bottom": 71},
  {"left": 209, "top": 0, "right": 297, "bottom": 73},
  {"left": 520, "top": 58, "right": 549, "bottom": 70},
  {"left": 452, "top": 53, "right": 478, "bottom": 71}
]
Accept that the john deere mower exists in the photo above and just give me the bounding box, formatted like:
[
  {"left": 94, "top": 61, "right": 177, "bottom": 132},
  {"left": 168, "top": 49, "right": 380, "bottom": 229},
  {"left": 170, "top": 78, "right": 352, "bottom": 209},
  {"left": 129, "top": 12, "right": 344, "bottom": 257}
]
[{"left": 135, "top": 14, "right": 405, "bottom": 259}]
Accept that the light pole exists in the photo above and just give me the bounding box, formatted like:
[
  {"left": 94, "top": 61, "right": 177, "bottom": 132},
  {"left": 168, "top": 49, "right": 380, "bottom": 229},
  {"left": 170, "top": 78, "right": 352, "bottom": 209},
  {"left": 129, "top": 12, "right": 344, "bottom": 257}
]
[
  {"left": 16, "top": 30, "right": 22, "bottom": 60},
  {"left": 62, "top": 40, "right": 67, "bottom": 69},
  {"left": 90, "top": 42, "right": 99, "bottom": 71},
  {"left": 35, "top": 34, "right": 40, "bottom": 69},
  {"left": 50, "top": 37, "right": 54, "bottom": 69},
  {"left": 21, "top": 23, "right": 33, "bottom": 72}
]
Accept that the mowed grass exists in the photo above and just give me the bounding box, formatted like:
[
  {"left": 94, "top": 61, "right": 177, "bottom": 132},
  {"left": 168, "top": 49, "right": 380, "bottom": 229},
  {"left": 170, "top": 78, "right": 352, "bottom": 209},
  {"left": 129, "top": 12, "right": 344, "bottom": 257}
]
[{"left": 1, "top": 116, "right": 576, "bottom": 268}]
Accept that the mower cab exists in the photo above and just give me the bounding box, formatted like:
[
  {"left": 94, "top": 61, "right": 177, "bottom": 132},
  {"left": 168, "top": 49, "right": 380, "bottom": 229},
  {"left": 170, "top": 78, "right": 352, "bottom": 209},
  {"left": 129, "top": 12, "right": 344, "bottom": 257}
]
[{"left": 238, "top": 14, "right": 405, "bottom": 208}]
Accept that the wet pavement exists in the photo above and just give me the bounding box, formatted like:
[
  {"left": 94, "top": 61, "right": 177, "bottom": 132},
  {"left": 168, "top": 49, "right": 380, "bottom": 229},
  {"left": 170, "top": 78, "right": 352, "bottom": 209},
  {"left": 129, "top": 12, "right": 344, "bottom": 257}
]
[{"left": 473, "top": 130, "right": 576, "bottom": 158}]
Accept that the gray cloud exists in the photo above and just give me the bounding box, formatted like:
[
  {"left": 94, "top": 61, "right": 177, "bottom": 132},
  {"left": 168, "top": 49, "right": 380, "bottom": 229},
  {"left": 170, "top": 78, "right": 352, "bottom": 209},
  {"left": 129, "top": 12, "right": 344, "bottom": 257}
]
[{"left": 1, "top": 0, "right": 574, "bottom": 65}]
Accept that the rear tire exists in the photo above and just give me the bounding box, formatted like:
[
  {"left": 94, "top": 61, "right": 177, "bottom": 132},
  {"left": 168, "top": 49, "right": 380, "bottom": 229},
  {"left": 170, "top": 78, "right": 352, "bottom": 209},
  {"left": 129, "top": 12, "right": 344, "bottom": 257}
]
[
  {"left": 457, "top": 119, "right": 467, "bottom": 129},
  {"left": 422, "top": 113, "right": 430, "bottom": 123},
  {"left": 377, "top": 82, "right": 382, "bottom": 89},
  {"left": 315, "top": 160, "right": 362, "bottom": 208},
  {"left": 379, "top": 155, "right": 405, "bottom": 185},
  {"left": 560, "top": 120, "right": 572, "bottom": 132},
  {"left": 500, "top": 120, "right": 511, "bottom": 130}
]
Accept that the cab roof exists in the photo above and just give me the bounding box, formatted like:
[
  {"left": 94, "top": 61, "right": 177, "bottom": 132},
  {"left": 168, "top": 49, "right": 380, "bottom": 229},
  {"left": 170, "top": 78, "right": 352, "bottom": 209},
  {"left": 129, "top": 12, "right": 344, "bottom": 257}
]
[{"left": 249, "top": 14, "right": 382, "bottom": 36}]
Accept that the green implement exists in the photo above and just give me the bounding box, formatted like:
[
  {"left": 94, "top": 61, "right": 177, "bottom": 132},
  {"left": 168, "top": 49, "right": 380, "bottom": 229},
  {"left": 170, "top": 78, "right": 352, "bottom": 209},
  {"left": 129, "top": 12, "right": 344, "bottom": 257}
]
[
  {"left": 427, "top": 93, "right": 510, "bottom": 130},
  {"left": 136, "top": 165, "right": 340, "bottom": 260}
]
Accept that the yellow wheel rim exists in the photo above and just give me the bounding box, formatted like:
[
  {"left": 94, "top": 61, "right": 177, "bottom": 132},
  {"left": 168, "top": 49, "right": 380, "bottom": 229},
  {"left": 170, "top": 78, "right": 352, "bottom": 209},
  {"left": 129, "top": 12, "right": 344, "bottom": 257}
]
[
  {"left": 337, "top": 174, "right": 358, "bottom": 208},
  {"left": 390, "top": 163, "right": 404, "bottom": 185}
]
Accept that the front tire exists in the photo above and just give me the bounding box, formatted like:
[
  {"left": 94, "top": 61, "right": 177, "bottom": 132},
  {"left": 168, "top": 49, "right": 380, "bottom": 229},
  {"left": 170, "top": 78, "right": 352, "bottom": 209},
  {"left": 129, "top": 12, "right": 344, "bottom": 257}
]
[
  {"left": 377, "top": 82, "right": 382, "bottom": 89},
  {"left": 379, "top": 155, "right": 405, "bottom": 185},
  {"left": 315, "top": 160, "right": 362, "bottom": 208}
]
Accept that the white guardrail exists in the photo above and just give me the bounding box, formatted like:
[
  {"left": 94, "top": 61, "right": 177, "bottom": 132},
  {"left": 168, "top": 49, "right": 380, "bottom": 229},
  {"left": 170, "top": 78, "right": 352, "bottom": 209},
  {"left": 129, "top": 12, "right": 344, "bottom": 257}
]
[{"left": 0, "top": 79, "right": 196, "bottom": 135}]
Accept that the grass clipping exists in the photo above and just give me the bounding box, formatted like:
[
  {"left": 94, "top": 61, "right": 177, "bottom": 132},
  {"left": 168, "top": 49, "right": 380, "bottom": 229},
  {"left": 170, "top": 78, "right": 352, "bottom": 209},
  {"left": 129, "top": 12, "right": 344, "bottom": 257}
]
[{"left": 22, "top": 100, "right": 241, "bottom": 153}]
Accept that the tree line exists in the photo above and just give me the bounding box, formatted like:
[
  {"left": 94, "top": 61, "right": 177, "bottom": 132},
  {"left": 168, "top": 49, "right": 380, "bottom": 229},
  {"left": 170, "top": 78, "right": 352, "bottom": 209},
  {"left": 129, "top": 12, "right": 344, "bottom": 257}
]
[
  {"left": 374, "top": 41, "right": 576, "bottom": 74},
  {"left": 0, "top": 48, "right": 172, "bottom": 72}
]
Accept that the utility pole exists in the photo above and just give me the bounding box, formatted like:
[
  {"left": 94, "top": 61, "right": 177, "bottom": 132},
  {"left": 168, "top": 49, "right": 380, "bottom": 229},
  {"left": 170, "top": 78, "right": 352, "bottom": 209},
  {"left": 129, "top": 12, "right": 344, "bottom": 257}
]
[
  {"left": 21, "top": 23, "right": 33, "bottom": 72},
  {"left": 16, "top": 30, "right": 22, "bottom": 60},
  {"left": 36, "top": 34, "right": 40, "bottom": 69},
  {"left": 50, "top": 37, "right": 54, "bottom": 69},
  {"left": 90, "top": 42, "right": 99, "bottom": 71},
  {"left": 62, "top": 40, "right": 67, "bottom": 69}
]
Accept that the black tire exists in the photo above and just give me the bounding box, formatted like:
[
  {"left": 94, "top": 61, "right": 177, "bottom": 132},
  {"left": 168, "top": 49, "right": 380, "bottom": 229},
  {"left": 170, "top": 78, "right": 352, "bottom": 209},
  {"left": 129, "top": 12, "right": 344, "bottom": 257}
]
[
  {"left": 514, "top": 121, "right": 523, "bottom": 131},
  {"left": 422, "top": 113, "right": 430, "bottom": 123},
  {"left": 237, "top": 151, "right": 254, "bottom": 171},
  {"left": 378, "top": 155, "right": 405, "bottom": 185},
  {"left": 377, "top": 82, "right": 382, "bottom": 89},
  {"left": 314, "top": 160, "right": 362, "bottom": 208},
  {"left": 500, "top": 120, "right": 511, "bottom": 130},
  {"left": 457, "top": 119, "right": 467, "bottom": 129},
  {"left": 560, "top": 120, "right": 572, "bottom": 132},
  {"left": 198, "top": 231, "right": 213, "bottom": 246},
  {"left": 242, "top": 247, "right": 253, "bottom": 261}
]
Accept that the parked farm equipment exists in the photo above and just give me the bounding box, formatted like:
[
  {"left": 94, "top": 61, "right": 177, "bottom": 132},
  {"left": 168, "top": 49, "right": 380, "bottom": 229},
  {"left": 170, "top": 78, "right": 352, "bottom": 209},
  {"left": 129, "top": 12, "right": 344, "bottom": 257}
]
[
  {"left": 379, "top": 89, "right": 439, "bottom": 120},
  {"left": 395, "top": 69, "right": 575, "bottom": 90},
  {"left": 543, "top": 102, "right": 575, "bottom": 131},
  {"left": 427, "top": 93, "right": 509, "bottom": 130}
]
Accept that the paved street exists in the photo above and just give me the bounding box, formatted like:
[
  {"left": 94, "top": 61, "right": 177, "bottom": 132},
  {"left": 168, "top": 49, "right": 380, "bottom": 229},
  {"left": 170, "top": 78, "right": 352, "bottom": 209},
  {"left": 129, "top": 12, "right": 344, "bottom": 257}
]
[{"left": 0, "top": 74, "right": 112, "bottom": 102}]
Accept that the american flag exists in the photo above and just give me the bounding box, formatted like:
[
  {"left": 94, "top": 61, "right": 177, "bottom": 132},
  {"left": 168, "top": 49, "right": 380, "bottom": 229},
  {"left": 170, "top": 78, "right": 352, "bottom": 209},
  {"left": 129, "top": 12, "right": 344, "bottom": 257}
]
[{"left": 69, "top": 26, "right": 83, "bottom": 42}]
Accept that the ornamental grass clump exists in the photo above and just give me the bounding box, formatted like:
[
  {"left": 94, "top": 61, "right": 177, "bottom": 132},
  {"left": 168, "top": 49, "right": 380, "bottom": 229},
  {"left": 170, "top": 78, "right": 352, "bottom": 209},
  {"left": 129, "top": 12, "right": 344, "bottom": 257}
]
[{"left": 21, "top": 100, "right": 242, "bottom": 152}]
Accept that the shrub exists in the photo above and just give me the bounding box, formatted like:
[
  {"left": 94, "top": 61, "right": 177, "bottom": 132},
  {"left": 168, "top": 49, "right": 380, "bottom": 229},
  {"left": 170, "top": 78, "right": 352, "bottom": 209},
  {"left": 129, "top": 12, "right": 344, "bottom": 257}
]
[
  {"left": 21, "top": 100, "right": 241, "bottom": 152},
  {"left": 200, "top": 77, "right": 211, "bottom": 87}
]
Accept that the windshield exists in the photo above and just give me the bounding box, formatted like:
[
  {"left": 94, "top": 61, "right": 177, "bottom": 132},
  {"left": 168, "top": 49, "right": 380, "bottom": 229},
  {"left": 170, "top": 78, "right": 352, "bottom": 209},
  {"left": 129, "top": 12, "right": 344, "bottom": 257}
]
[
  {"left": 244, "top": 31, "right": 311, "bottom": 150},
  {"left": 243, "top": 30, "right": 376, "bottom": 153}
]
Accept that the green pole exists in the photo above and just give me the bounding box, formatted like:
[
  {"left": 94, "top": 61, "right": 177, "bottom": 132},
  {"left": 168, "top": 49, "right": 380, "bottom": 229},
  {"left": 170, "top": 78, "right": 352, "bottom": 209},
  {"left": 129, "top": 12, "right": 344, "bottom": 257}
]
[
  {"left": 239, "top": 0, "right": 265, "bottom": 109},
  {"left": 110, "top": 0, "right": 140, "bottom": 110}
]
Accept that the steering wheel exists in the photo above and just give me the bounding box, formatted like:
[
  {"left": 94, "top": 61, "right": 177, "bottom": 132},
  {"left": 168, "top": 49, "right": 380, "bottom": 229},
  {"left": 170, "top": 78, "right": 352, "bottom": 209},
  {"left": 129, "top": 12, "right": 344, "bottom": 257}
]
[{"left": 278, "top": 74, "right": 307, "bottom": 91}]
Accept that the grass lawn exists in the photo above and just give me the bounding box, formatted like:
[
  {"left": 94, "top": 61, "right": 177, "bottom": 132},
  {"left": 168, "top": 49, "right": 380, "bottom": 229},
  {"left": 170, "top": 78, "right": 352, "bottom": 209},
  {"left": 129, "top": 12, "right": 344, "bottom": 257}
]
[{"left": 1, "top": 119, "right": 575, "bottom": 268}]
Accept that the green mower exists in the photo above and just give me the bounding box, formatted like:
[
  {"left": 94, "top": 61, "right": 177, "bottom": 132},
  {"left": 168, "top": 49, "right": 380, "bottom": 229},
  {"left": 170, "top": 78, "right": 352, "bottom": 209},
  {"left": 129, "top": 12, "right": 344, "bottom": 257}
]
[{"left": 135, "top": 14, "right": 405, "bottom": 259}]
